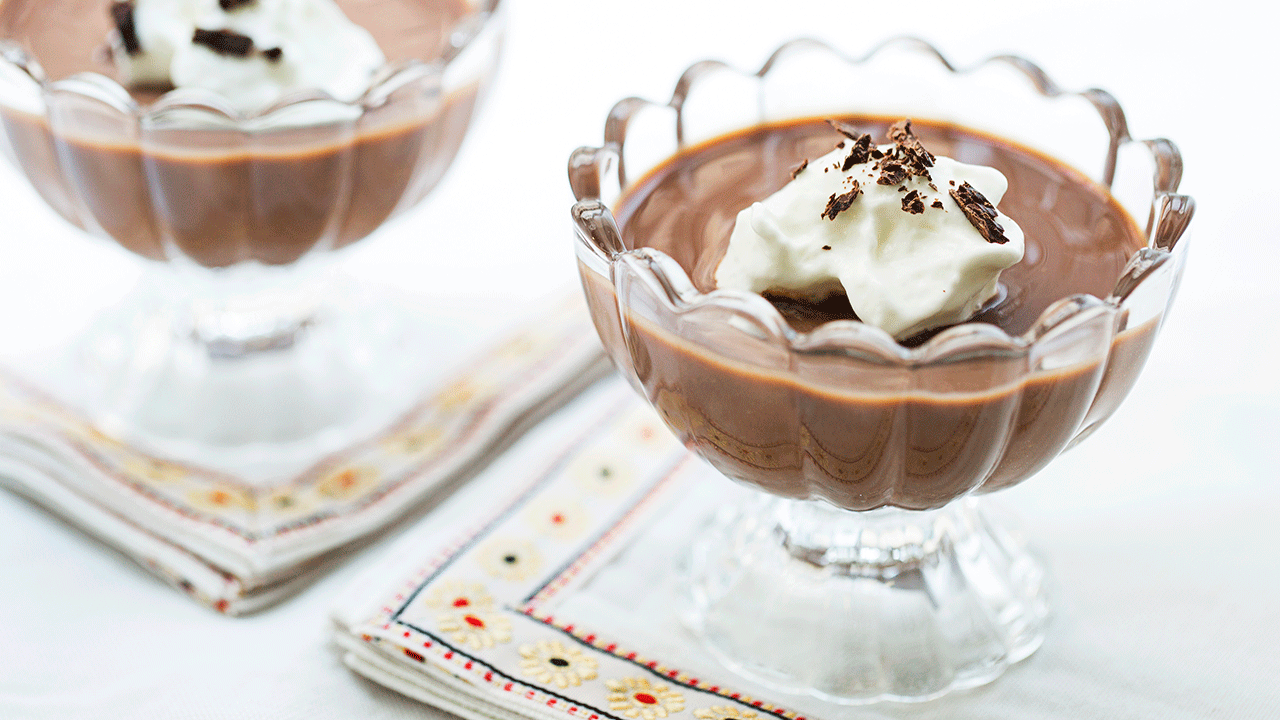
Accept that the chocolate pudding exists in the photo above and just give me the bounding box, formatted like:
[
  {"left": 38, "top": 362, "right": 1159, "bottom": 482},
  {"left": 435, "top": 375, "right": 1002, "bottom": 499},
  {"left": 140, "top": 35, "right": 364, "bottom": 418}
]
[
  {"left": 0, "top": 0, "right": 483, "bottom": 267},
  {"left": 578, "top": 116, "right": 1157, "bottom": 510}
]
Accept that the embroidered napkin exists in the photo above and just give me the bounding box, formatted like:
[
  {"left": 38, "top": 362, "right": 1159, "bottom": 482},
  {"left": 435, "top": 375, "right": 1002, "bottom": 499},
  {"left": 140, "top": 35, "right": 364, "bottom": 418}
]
[
  {"left": 0, "top": 297, "right": 607, "bottom": 614},
  {"left": 332, "top": 379, "right": 828, "bottom": 720},
  {"left": 334, "top": 374, "right": 1266, "bottom": 720}
]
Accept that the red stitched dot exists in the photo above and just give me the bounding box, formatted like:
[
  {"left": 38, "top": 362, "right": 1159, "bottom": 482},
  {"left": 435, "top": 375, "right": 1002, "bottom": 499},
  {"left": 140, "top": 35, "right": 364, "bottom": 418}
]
[
  {"left": 464, "top": 615, "right": 485, "bottom": 628},
  {"left": 634, "top": 693, "right": 657, "bottom": 705},
  {"left": 453, "top": 598, "right": 470, "bottom": 607}
]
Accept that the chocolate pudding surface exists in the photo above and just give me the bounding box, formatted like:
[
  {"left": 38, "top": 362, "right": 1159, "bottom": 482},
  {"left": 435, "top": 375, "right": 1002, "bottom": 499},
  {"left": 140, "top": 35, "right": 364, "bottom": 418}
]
[
  {"left": 615, "top": 116, "right": 1143, "bottom": 341},
  {"left": 579, "top": 116, "right": 1157, "bottom": 510},
  {"left": 0, "top": 0, "right": 481, "bottom": 267}
]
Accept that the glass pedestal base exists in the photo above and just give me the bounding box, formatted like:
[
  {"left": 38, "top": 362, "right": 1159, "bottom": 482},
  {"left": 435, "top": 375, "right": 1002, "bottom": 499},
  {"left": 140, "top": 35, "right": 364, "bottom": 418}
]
[
  {"left": 687, "top": 495, "right": 1049, "bottom": 704},
  {"left": 21, "top": 261, "right": 475, "bottom": 480}
]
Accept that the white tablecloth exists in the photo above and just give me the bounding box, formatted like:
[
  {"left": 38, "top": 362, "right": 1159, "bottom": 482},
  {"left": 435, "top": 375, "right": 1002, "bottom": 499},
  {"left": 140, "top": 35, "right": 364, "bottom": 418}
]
[{"left": 2, "top": 0, "right": 1277, "bottom": 717}]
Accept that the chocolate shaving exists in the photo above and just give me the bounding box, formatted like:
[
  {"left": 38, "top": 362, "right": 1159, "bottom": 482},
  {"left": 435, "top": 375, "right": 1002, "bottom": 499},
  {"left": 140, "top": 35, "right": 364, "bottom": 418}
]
[
  {"left": 790, "top": 158, "right": 809, "bottom": 180},
  {"left": 866, "top": 119, "right": 935, "bottom": 186},
  {"left": 901, "top": 190, "right": 925, "bottom": 214},
  {"left": 949, "top": 181, "right": 1009, "bottom": 243},
  {"left": 826, "top": 119, "right": 863, "bottom": 141},
  {"left": 876, "top": 159, "right": 908, "bottom": 186},
  {"left": 841, "top": 133, "right": 874, "bottom": 171},
  {"left": 192, "top": 28, "right": 254, "bottom": 57},
  {"left": 822, "top": 180, "right": 862, "bottom": 221},
  {"left": 262, "top": 47, "right": 283, "bottom": 61},
  {"left": 887, "top": 119, "right": 935, "bottom": 169},
  {"left": 822, "top": 245, "right": 832, "bottom": 250},
  {"left": 218, "top": 0, "right": 256, "bottom": 9},
  {"left": 931, "top": 199, "right": 944, "bottom": 209},
  {"left": 110, "top": 2, "right": 142, "bottom": 55}
]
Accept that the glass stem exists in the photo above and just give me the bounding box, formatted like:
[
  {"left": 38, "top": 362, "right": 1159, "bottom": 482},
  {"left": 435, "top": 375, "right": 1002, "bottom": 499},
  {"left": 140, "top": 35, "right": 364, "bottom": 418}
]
[
  {"left": 161, "top": 254, "right": 338, "bottom": 360},
  {"left": 773, "top": 497, "right": 962, "bottom": 576}
]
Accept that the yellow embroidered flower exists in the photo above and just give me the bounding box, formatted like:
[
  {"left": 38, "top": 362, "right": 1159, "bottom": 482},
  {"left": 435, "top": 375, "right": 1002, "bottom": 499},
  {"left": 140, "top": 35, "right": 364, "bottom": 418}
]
[
  {"left": 606, "top": 677, "right": 685, "bottom": 720},
  {"left": 569, "top": 451, "right": 635, "bottom": 497},
  {"left": 381, "top": 426, "right": 444, "bottom": 455},
  {"left": 315, "top": 466, "right": 380, "bottom": 499},
  {"left": 694, "top": 707, "right": 758, "bottom": 720},
  {"left": 72, "top": 424, "right": 127, "bottom": 450},
  {"left": 262, "top": 487, "right": 313, "bottom": 516},
  {"left": 518, "top": 640, "right": 599, "bottom": 688},
  {"left": 495, "top": 334, "right": 538, "bottom": 359},
  {"left": 523, "top": 498, "right": 589, "bottom": 541},
  {"left": 122, "top": 457, "right": 188, "bottom": 485},
  {"left": 422, "top": 581, "right": 495, "bottom": 613},
  {"left": 477, "top": 538, "right": 543, "bottom": 581},
  {"left": 620, "top": 407, "right": 678, "bottom": 451},
  {"left": 434, "top": 378, "right": 492, "bottom": 413},
  {"left": 186, "top": 485, "right": 256, "bottom": 513},
  {"left": 437, "top": 609, "right": 512, "bottom": 650},
  {"left": 423, "top": 581, "right": 511, "bottom": 650}
]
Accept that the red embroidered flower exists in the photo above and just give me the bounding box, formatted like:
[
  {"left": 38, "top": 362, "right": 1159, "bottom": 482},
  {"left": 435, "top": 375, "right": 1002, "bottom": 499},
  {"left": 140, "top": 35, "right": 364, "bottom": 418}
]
[{"left": 606, "top": 677, "right": 685, "bottom": 719}]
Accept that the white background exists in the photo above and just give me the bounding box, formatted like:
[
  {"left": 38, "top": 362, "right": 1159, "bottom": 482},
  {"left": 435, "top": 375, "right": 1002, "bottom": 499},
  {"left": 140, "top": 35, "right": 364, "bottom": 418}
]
[{"left": 2, "top": 0, "right": 1278, "bottom": 717}]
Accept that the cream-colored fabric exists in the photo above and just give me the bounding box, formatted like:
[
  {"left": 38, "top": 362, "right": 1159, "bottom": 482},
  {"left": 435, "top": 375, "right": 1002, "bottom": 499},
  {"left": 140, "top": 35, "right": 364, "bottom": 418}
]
[
  {"left": 333, "top": 378, "right": 1280, "bottom": 720},
  {"left": 0, "top": 300, "right": 606, "bottom": 613}
]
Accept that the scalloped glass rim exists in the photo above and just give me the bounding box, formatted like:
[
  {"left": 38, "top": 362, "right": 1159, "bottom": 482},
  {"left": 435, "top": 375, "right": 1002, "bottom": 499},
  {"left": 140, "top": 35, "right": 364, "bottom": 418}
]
[
  {"left": 571, "top": 37, "right": 1194, "bottom": 365},
  {"left": 0, "top": 0, "right": 502, "bottom": 124}
]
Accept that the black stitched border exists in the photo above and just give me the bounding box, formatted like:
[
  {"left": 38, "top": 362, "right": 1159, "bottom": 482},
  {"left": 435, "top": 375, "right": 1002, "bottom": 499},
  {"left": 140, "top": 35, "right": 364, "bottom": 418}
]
[
  {"left": 392, "top": 399, "right": 632, "bottom": 619},
  {"left": 519, "top": 454, "right": 689, "bottom": 606},
  {"left": 522, "top": 612, "right": 794, "bottom": 719},
  {"left": 393, "top": 622, "right": 626, "bottom": 720}
]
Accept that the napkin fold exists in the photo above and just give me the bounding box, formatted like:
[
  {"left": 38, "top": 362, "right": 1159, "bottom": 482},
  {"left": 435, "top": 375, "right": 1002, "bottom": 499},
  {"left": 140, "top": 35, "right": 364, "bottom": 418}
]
[
  {"left": 0, "top": 297, "right": 607, "bottom": 614},
  {"left": 332, "top": 379, "right": 826, "bottom": 720}
]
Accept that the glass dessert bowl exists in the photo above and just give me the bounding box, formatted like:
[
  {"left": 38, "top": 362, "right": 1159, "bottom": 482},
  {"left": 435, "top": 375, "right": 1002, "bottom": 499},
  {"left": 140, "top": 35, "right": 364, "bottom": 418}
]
[
  {"left": 0, "top": 0, "right": 504, "bottom": 456},
  {"left": 570, "top": 38, "right": 1192, "bottom": 704}
]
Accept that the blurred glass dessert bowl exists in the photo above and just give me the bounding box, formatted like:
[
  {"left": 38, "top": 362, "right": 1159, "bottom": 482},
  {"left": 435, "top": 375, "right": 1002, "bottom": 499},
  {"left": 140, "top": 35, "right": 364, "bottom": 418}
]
[
  {"left": 570, "top": 38, "right": 1192, "bottom": 704},
  {"left": 0, "top": 0, "right": 504, "bottom": 455}
]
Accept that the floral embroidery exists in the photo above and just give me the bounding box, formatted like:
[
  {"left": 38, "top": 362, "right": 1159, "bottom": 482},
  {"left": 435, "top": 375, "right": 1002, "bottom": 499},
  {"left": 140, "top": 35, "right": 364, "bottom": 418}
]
[
  {"left": 422, "top": 581, "right": 511, "bottom": 650},
  {"left": 606, "top": 677, "right": 685, "bottom": 719},
  {"left": 518, "top": 640, "right": 598, "bottom": 688},
  {"left": 523, "top": 498, "right": 589, "bottom": 541},
  {"left": 619, "top": 407, "right": 676, "bottom": 451},
  {"left": 435, "top": 380, "right": 484, "bottom": 413},
  {"left": 694, "top": 707, "right": 758, "bottom": 720},
  {"left": 263, "top": 488, "right": 313, "bottom": 516},
  {"left": 437, "top": 609, "right": 512, "bottom": 650},
  {"left": 381, "top": 426, "right": 444, "bottom": 455},
  {"left": 71, "top": 424, "right": 127, "bottom": 450},
  {"left": 123, "top": 457, "right": 188, "bottom": 484},
  {"left": 570, "top": 451, "right": 635, "bottom": 497},
  {"left": 316, "top": 466, "right": 380, "bottom": 499},
  {"left": 477, "top": 538, "right": 543, "bottom": 581},
  {"left": 185, "top": 485, "right": 255, "bottom": 512},
  {"left": 496, "top": 335, "right": 537, "bottom": 359},
  {"left": 422, "top": 581, "right": 495, "bottom": 612}
]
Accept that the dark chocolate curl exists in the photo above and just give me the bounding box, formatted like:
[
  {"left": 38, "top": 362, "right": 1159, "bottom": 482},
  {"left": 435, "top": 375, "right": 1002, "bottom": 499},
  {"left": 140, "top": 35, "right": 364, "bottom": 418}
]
[
  {"left": 192, "top": 28, "right": 255, "bottom": 57},
  {"left": 110, "top": 2, "right": 142, "bottom": 55},
  {"left": 949, "top": 181, "right": 1010, "bottom": 244}
]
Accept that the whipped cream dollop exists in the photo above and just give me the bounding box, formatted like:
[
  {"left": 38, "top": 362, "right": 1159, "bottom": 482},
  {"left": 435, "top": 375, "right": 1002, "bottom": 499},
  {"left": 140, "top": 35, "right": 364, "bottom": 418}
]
[
  {"left": 109, "top": 0, "right": 386, "bottom": 113},
  {"left": 715, "top": 120, "right": 1025, "bottom": 341}
]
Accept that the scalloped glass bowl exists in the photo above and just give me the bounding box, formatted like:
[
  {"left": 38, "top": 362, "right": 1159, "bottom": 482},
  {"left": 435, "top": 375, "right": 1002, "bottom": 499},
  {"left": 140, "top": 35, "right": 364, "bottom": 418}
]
[
  {"left": 571, "top": 39, "right": 1191, "bottom": 704},
  {"left": 0, "top": 0, "right": 504, "bottom": 453},
  {"left": 0, "top": 0, "right": 503, "bottom": 268}
]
